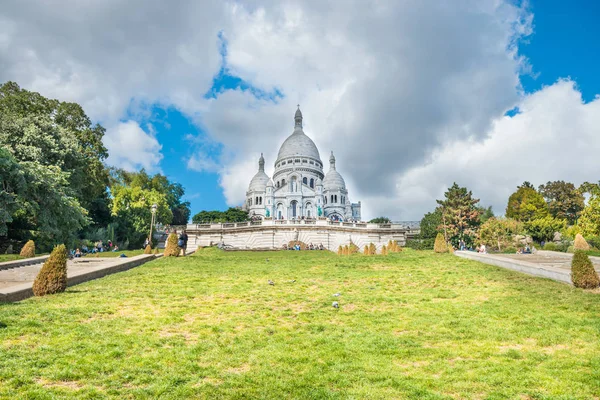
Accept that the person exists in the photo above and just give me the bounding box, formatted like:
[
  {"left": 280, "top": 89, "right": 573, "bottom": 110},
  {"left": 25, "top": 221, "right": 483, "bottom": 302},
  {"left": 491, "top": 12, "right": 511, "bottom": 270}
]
[
  {"left": 143, "top": 237, "right": 150, "bottom": 248},
  {"left": 459, "top": 239, "right": 465, "bottom": 251},
  {"left": 179, "top": 229, "right": 189, "bottom": 256},
  {"left": 112, "top": 245, "right": 119, "bottom": 252},
  {"left": 75, "top": 248, "right": 82, "bottom": 258},
  {"left": 480, "top": 244, "right": 487, "bottom": 254}
]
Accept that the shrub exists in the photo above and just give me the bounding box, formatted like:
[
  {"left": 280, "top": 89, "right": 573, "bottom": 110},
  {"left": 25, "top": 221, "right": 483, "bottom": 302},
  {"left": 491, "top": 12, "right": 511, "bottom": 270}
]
[
  {"left": 381, "top": 245, "right": 387, "bottom": 255},
  {"left": 144, "top": 244, "right": 152, "bottom": 254},
  {"left": 363, "top": 245, "right": 369, "bottom": 255},
  {"left": 574, "top": 234, "right": 590, "bottom": 251},
  {"left": 32, "top": 244, "right": 68, "bottom": 296},
  {"left": 586, "top": 235, "right": 600, "bottom": 250},
  {"left": 19, "top": 240, "right": 35, "bottom": 258},
  {"left": 338, "top": 245, "right": 343, "bottom": 255},
  {"left": 153, "top": 247, "right": 159, "bottom": 255},
  {"left": 571, "top": 250, "right": 600, "bottom": 289},
  {"left": 502, "top": 246, "right": 517, "bottom": 254},
  {"left": 405, "top": 239, "right": 434, "bottom": 250},
  {"left": 434, "top": 233, "right": 448, "bottom": 253},
  {"left": 343, "top": 245, "right": 349, "bottom": 255},
  {"left": 567, "top": 246, "right": 574, "bottom": 253},
  {"left": 349, "top": 242, "right": 359, "bottom": 254},
  {"left": 369, "top": 243, "right": 376, "bottom": 255},
  {"left": 543, "top": 243, "right": 558, "bottom": 251},
  {"left": 164, "top": 233, "right": 180, "bottom": 257}
]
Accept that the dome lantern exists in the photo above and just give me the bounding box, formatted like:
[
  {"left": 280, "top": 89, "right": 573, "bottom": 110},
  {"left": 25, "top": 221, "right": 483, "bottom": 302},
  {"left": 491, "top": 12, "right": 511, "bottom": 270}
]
[{"left": 294, "top": 105, "right": 303, "bottom": 129}]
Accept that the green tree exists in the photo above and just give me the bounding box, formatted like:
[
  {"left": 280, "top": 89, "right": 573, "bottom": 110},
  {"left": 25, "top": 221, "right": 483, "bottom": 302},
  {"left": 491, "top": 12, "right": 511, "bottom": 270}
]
[
  {"left": 506, "top": 182, "right": 548, "bottom": 222},
  {"left": 538, "top": 181, "right": 584, "bottom": 224},
  {"left": 192, "top": 208, "right": 249, "bottom": 224},
  {"left": 478, "top": 206, "right": 495, "bottom": 224},
  {"left": 110, "top": 185, "right": 172, "bottom": 248},
  {"left": 369, "top": 217, "right": 391, "bottom": 223},
  {"left": 479, "top": 217, "right": 523, "bottom": 251},
  {"left": 0, "top": 148, "right": 26, "bottom": 236},
  {"left": 419, "top": 209, "right": 442, "bottom": 239},
  {"left": 578, "top": 182, "right": 600, "bottom": 237},
  {"left": 436, "top": 183, "right": 481, "bottom": 248},
  {"left": 523, "top": 216, "right": 567, "bottom": 243}
]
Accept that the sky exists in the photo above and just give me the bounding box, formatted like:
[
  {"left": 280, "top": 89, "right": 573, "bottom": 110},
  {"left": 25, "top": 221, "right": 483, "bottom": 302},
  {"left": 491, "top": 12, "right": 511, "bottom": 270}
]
[{"left": 1, "top": 0, "right": 599, "bottom": 221}]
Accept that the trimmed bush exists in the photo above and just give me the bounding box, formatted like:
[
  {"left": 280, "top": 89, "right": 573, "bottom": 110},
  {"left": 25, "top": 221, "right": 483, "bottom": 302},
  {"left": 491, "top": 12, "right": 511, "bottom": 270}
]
[
  {"left": 349, "top": 243, "right": 359, "bottom": 254},
  {"left": 164, "top": 233, "right": 180, "bottom": 257},
  {"left": 144, "top": 244, "right": 152, "bottom": 254},
  {"left": 20, "top": 240, "right": 35, "bottom": 258},
  {"left": 381, "top": 245, "right": 388, "bottom": 255},
  {"left": 574, "top": 234, "right": 591, "bottom": 251},
  {"left": 571, "top": 250, "right": 600, "bottom": 289},
  {"left": 153, "top": 247, "right": 159, "bottom": 255},
  {"left": 32, "top": 244, "right": 68, "bottom": 296},
  {"left": 363, "top": 245, "right": 369, "bottom": 255},
  {"left": 543, "top": 243, "right": 557, "bottom": 251},
  {"left": 343, "top": 245, "right": 349, "bottom": 255},
  {"left": 567, "top": 245, "right": 574, "bottom": 253},
  {"left": 434, "top": 233, "right": 448, "bottom": 253},
  {"left": 369, "top": 243, "right": 376, "bottom": 255},
  {"left": 338, "top": 245, "right": 343, "bottom": 255}
]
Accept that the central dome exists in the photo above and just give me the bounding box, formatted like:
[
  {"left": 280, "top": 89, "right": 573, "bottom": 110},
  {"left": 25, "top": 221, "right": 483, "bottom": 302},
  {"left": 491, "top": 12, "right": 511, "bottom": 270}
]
[
  {"left": 275, "top": 106, "right": 322, "bottom": 163},
  {"left": 276, "top": 131, "right": 321, "bottom": 161}
]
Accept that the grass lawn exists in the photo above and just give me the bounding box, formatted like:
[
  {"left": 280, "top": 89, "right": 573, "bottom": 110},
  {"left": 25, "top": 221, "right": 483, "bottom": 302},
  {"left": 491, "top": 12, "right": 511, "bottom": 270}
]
[
  {"left": 0, "top": 248, "right": 599, "bottom": 399},
  {"left": 0, "top": 254, "right": 24, "bottom": 263},
  {"left": 86, "top": 249, "right": 161, "bottom": 258}
]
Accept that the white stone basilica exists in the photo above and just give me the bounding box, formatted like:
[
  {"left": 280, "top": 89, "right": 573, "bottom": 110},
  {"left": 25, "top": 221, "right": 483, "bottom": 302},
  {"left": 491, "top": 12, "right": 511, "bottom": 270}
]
[{"left": 244, "top": 107, "right": 361, "bottom": 221}]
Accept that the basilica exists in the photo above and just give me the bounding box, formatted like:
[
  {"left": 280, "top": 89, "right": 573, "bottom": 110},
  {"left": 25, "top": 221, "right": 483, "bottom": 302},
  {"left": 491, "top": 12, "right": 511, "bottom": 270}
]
[{"left": 244, "top": 107, "right": 361, "bottom": 221}]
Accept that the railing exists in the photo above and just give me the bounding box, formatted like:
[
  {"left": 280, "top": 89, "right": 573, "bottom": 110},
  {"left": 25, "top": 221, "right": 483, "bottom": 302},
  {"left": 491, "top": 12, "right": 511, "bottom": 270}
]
[{"left": 184, "top": 221, "right": 417, "bottom": 232}]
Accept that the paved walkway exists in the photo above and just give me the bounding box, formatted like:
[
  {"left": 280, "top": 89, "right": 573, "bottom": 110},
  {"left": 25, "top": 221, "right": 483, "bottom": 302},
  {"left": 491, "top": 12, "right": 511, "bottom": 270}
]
[
  {"left": 0, "top": 255, "right": 158, "bottom": 302},
  {"left": 455, "top": 250, "right": 600, "bottom": 285}
]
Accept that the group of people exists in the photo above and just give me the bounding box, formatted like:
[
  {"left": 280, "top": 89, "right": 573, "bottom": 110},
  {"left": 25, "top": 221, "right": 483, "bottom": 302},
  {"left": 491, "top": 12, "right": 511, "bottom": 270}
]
[
  {"left": 71, "top": 240, "right": 120, "bottom": 258},
  {"left": 282, "top": 243, "right": 325, "bottom": 251}
]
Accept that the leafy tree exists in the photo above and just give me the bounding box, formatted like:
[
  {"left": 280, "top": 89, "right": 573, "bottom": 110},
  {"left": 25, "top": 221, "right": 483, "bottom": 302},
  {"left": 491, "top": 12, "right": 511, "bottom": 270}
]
[
  {"left": 192, "top": 208, "right": 249, "bottom": 223},
  {"left": 436, "top": 183, "right": 481, "bottom": 248},
  {"left": 538, "top": 181, "right": 584, "bottom": 224},
  {"left": 0, "top": 148, "right": 26, "bottom": 236},
  {"left": 523, "top": 216, "right": 567, "bottom": 243},
  {"left": 506, "top": 182, "right": 548, "bottom": 222},
  {"left": 110, "top": 185, "right": 172, "bottom": 248},
  {"left": 478, "top": 206, "right": 495, "bottom": 224},
  {"left": 172, "top": 202, "right": 191, "bottom": 225},
  {"left": 369, "top": 217, "right": 391, "bottom": 223},
  {"left": 578, "top": 183, "right": 600, "bottom": 237},
  {"left": 479, "top": 217, "right": 523, "bottom": 251},
  {"left": 419, "top": 209, "right": 442, "bottom": 239}
]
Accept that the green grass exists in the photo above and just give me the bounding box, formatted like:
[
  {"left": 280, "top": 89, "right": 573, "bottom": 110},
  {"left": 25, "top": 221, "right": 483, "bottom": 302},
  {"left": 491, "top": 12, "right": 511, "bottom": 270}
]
[
  {"left": 0, "top": 254, "right": 24, "bottom": 262},
  {"left": 1, "top": 248, "right": 599, "bottom": 399},
  {"left": 86, "top": 249, "right": 159, "bottom": 258}
]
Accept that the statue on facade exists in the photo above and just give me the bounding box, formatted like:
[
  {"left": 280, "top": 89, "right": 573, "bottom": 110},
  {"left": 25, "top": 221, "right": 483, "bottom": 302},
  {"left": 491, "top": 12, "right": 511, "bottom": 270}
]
[
  {"left": 265, "top": 208, "right": 270, "bottom": 217},
  {"left": 317, "top": 205, "right": 322, "bottom": 216}
]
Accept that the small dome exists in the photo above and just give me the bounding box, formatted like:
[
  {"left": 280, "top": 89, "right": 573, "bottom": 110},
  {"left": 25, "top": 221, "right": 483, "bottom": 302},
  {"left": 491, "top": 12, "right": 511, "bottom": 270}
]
[
  {"left": 323, "top": 170, "right": 346, "bottom": 190},
  {"left": 316, "top": 177, "right": 323, "bottom": 186},
  {"left": 249, "top": 171, "right": 269, "bottom": 191},
  {"left": 267, "top": 179, "right": 274, "bottom": 187}
]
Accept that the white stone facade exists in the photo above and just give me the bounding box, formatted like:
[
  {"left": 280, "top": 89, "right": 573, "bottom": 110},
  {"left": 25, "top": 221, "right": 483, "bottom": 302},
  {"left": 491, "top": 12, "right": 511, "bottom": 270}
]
[{"left": 245, "top": 107, "right": 361, "bottom": 221}]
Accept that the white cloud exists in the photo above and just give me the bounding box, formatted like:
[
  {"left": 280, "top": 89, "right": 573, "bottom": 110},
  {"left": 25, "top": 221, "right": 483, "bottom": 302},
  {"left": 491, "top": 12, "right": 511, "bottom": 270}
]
[
  {"left": 105, "top": 121, "right": 162, "bottom": 172},
  {"left": 2, "top": 1, "right": 597, "bottom": 221}
]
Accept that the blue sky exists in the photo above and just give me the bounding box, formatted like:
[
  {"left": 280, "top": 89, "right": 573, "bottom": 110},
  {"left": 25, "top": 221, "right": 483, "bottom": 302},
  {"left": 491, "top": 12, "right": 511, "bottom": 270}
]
[{"left": 145, "top": 0, "right": 600, "bottom": 219}]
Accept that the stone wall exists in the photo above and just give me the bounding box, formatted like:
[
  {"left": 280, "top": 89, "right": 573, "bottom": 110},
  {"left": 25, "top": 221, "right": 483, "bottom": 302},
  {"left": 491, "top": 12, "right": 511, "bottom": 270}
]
[{"left": 179, "top": 219, "right": 419, "bottom": 251}]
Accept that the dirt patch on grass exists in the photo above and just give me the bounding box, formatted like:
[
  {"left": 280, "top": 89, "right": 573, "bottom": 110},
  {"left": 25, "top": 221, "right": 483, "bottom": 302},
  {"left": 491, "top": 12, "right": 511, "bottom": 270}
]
[
  {"left": 226, "top": 363, "right": 251, "bottom": 374},
  {"left": 36, "top": 378, "right": 84, "bottom": 390}
]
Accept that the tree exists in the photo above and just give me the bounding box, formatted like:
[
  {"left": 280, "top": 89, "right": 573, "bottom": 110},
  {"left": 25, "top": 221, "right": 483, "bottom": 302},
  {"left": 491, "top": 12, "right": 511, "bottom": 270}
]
[
  {"left": 571, "top": 251, "right": 600, "bottom": 289},
  {"left": 523, "top": 216, "right": 567, "bottom": 243},
  {"left": 0, "top": 148, "right": 26, "bottom": 236},
  {"left": 436, "top": 183, "right": 481, "bottom": 248},
  {"left": 479, "top": 218, "right": 523, "bottom": 251},
  {"left": 506, "top": 182, "right": 548, "bottom": 222},
  {"left": 420, "top": 209, "right": 442, "bottom": 239},
  {"left": 369, "top": 217, "right": 391, "bottom": 223},
  {"left": 110, "top": 185, "right": 172, "bottom": 248},
  {"left": 192, "top": 208, "right": 249, "bottom": 224},
  {"left": 578, "top": 183, "right": 600, "bottom": 237},
  {"left": 538, "top": 181, "right": 584, "bottom": 224},
  {"left": 478, "top": 206, "right": 495, "bottom": 224}
]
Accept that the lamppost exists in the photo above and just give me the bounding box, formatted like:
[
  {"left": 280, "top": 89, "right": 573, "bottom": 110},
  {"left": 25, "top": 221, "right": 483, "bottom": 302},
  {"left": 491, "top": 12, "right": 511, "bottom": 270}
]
[{"left": 149, "top": 204, "right": 157, "bottom": 246}]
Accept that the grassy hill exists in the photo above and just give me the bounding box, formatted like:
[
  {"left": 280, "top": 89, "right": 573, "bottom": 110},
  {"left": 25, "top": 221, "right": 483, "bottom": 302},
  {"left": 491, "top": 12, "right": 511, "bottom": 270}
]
[{"left": 0, "top": 248, "right": 598, "bottom": 398}]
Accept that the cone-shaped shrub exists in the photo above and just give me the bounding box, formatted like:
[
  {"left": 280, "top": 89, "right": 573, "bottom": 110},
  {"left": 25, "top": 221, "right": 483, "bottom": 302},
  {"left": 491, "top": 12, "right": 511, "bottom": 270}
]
[
  {"left": 164, "top": 233, "right": 180, "bottom": 257},
  {"left": 574, "top": 234, "right": 591, "bottom": 251},
  {"left": 32, "top": 244, "right": 68, "bottom": 296},
  {"left": 144, "top": 244, "right": 152, "bottom": 254},
  {"left": 338, "top": 245, "right": 343, "bottom": 255},
  {"left": 434, "top": 233, "right": 448, "bottom": 253},
  {"left": 571, "top": 250, "right": 600, "bottom": 289},
  {"left": 381, "top": 245, "right": 387, "bottom": 255},
  {"left": 153, "top": 247, "right": 159, "bottom": 255},
  {"left": 20, "top": 240, "right": 35, "bottom": 258},
  {"left": 363, "top": 245, "right": 369, "bottom": 255},
  {"left": 344, "top": 245, "right": 350, "bottom": 255},
  {"left": 369, "top": 243, "right": 376, "bottom": 255},
  {"left": 349, "top": 243, "right": 359, "bottom": 254}
]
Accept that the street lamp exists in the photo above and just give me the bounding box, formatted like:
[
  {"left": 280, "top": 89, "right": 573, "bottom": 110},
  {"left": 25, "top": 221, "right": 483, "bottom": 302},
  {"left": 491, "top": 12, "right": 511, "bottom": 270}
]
[{"left": 149, "top": 203, "right": 158, "bottom": 246}]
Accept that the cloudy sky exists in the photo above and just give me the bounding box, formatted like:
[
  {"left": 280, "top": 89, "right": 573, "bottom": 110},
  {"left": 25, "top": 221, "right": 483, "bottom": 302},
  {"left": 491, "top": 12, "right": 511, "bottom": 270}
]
[{"left": 1, "top": 0, "right": 599, "bottom": 221}]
